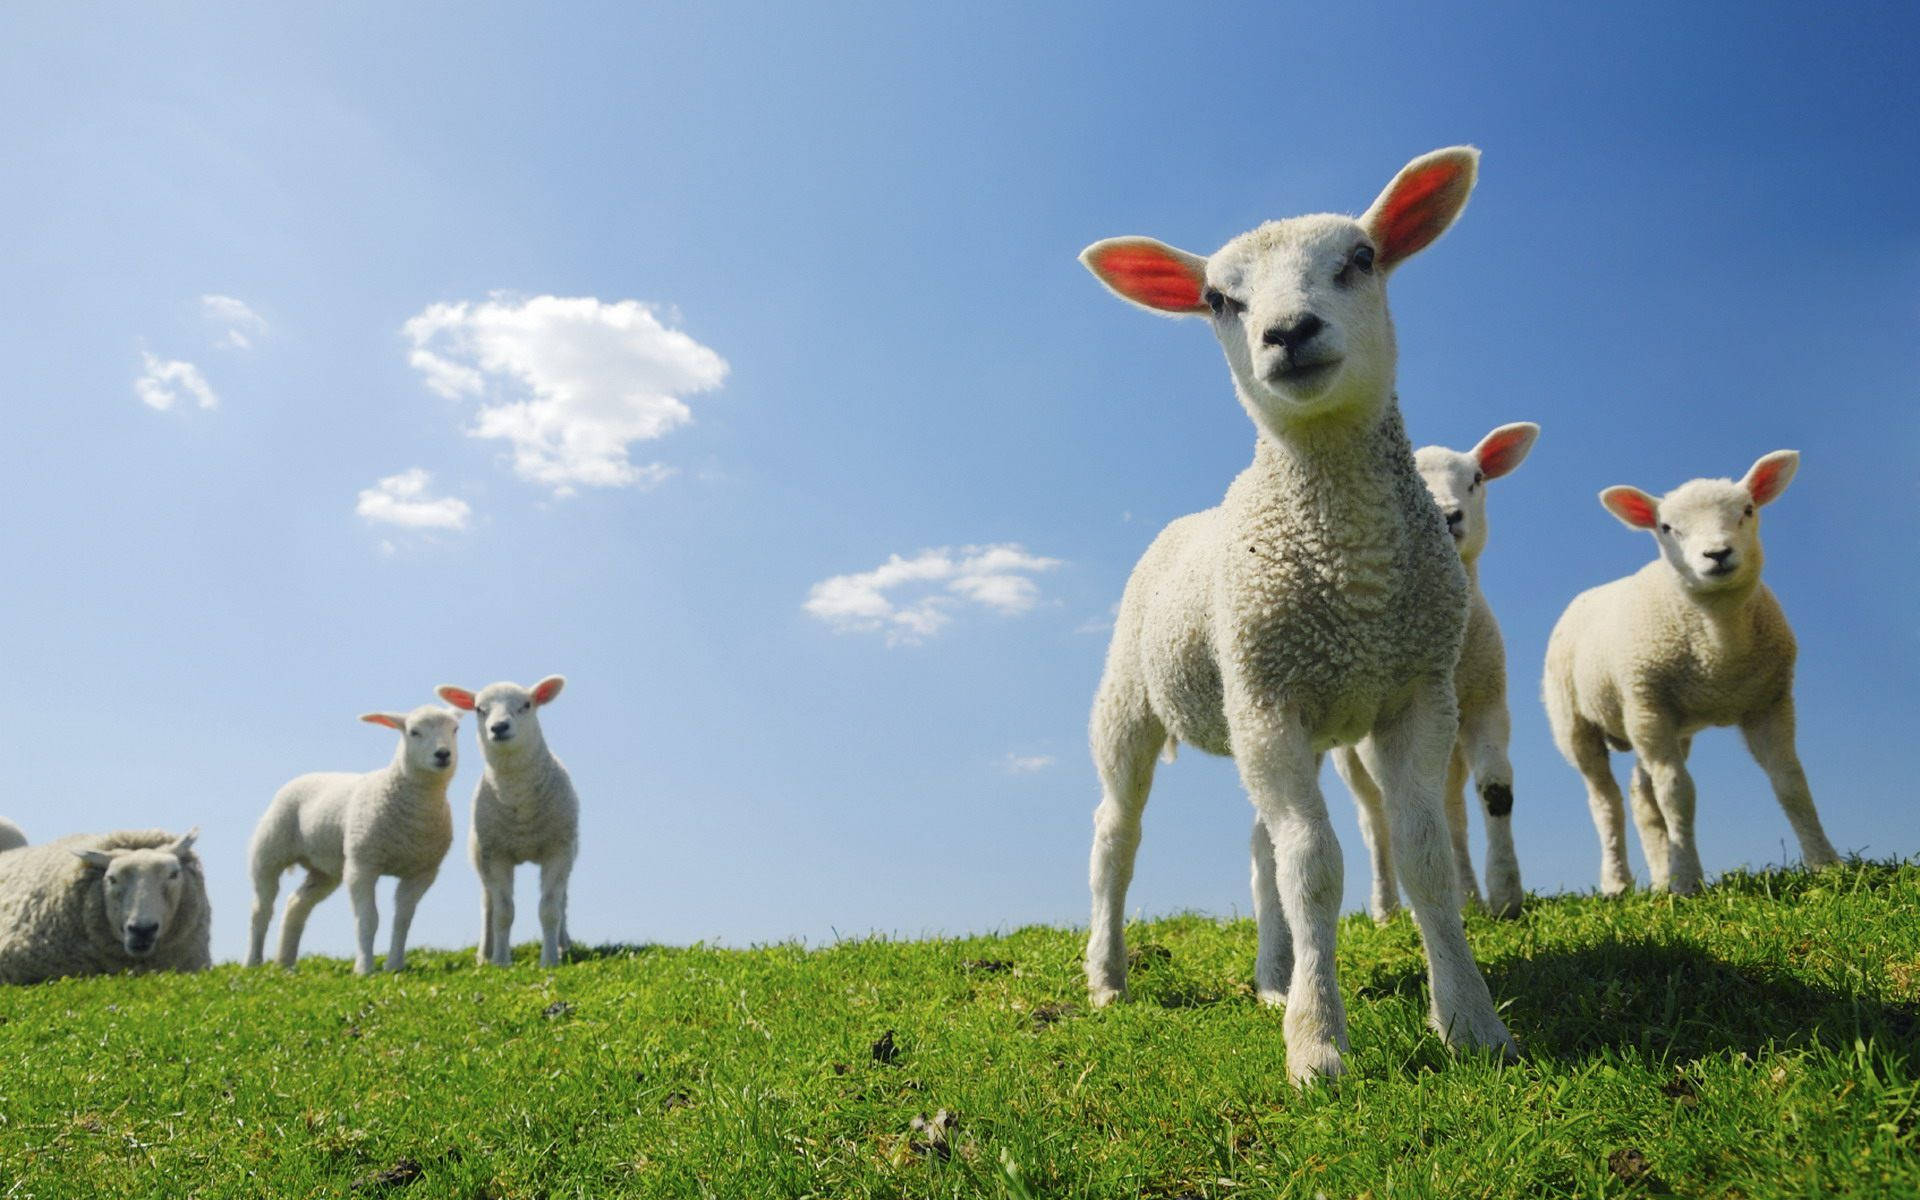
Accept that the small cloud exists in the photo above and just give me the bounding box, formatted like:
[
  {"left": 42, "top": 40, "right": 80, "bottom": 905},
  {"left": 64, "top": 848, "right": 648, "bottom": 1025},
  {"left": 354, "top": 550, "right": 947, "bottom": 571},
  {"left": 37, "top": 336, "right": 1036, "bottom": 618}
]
[
  {"left": 201, "top": 294, "right": 268, "bottom": 349},
  {"left": 356, "top": 468, "right": 472, "bottom": 530},
  {"left": 1074, "top": 600, "right": 1122, "bottom": 636},
  {"left": 804, "top": 544, "right": 1062, "bottom": 646},
  {"left": 1004, "top": 754, "right": 1056, "bottom": 774},
  {"left": 402, "top": 294, "right": 728, "bottom": 496},
  {"left": 134, "top": 352, "right": 218, "bottom": 411}
]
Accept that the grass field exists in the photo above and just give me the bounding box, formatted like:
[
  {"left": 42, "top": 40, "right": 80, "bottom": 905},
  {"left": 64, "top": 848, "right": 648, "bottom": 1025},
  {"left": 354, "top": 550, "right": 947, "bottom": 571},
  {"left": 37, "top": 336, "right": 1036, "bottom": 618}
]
[{"left": 2, "top": 861, "right": 1916, "bottom": 1199}]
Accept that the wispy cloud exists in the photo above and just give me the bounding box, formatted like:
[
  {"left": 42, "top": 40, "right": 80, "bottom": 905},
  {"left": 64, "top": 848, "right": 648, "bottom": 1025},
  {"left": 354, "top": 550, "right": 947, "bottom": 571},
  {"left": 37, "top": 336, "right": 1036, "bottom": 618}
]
[
  {"left": 355, "top": 468, "right": 472, "bottom": 530},
  {"left": 1074, "top": 600, "right": 1122, "bottom": 636},
  {"left": 402, "top": 294, "right": 728, "bottom": 495},
  {"left": 1003, "top": 753, "right": 1056, "bottom": 774},
  {"left": 134, "top": 352, "right": 218, "bottom": 411},
  {"left": 804, "top": 544, "right": 1062, "bottom": 645},
  {"left": 201, "top": 294, "right": 268, "bottom": 349}
]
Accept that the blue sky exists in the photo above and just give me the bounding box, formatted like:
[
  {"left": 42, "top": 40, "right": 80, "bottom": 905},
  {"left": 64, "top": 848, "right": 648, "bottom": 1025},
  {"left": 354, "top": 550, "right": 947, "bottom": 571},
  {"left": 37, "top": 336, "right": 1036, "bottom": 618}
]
[{"left": 2, "top": 3, "right": 1915, "bottom": 965}]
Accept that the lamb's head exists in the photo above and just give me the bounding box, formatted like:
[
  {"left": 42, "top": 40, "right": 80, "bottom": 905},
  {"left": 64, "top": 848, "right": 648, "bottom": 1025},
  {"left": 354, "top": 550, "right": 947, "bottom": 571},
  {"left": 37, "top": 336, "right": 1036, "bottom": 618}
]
[
  {"left": 362, "top": 705, "right": 462, "bottom": 775},
  {"left": 436, "top": 676, "right": 564, "bottom": 758},
  {"left": 1080, "top": 147, "right": 1478, "bottom": 441},
  {"left": 71, "top": 829, "right": 200, "bottom": 957},
  {"left": 1415, "top": 422, "right": 1539, "bottom": 565},
  {"left": 1601, "top": 451, "right": 1799, "bottom": 595}
]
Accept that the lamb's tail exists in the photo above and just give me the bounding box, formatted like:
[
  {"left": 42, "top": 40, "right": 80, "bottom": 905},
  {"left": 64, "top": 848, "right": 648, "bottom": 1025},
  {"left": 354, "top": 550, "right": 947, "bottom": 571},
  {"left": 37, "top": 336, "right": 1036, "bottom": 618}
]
[{"left": 1160, "top": 737, "right": 1179, "bottom": 765}]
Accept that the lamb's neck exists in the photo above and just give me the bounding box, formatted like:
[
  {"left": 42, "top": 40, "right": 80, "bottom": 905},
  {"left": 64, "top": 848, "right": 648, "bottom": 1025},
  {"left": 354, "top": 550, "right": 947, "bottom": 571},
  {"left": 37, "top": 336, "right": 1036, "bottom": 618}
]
[
  {"left": 485, "top": 744, "right": 558, "bottom": 789},
  {"left": 382, "top": 756, "right": 453, "bottom": 808},
  {"left": 1662, "top": 569, "right": 1763, "bottom": 654},
  {"left": 1244, "top": 401, "right": 1418, "bottom": 523}
]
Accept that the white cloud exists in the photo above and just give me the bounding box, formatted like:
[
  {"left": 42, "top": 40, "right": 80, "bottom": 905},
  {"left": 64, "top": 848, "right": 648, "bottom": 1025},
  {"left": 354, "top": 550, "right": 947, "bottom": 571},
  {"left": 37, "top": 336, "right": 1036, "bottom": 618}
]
[
  {"left": 1074, "top": 600, "right": 1123, "bottom": 636},
  {"left": 355, "top": 468, "right": 472, "bottom": 530},
  {"left": 402, "top": 294, "right": 728, "bottom": 495},
  {"left": 134, "top": 352, "right": 218, "bottom": 411},
  {"left": 1004, "top": 753, "right": 1056, "bottom": 774},
  {"left": 201, "top": 294, "right": 268, "bottom": 349},
  {"left": 804, "top": 544, "right": 1062, "bottom": 645}
]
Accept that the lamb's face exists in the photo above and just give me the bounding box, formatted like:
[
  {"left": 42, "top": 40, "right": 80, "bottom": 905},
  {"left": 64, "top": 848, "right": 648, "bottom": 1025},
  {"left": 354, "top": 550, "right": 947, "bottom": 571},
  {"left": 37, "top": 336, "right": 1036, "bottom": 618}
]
[
  {"left": 400, "top": 707, "right": 461, "bottom": 775},
  {"left": 1647, "top": 480, "right": 1765, "bottom": 594},
  {"left": 1415, "top": 446, "right": 1487, "bottom": 563},
  {"left": 437, "top": 676, "right": 566, "bottom": 757},
  {"left": 94, "top": 848, "right": 190, "bottom": 957}
]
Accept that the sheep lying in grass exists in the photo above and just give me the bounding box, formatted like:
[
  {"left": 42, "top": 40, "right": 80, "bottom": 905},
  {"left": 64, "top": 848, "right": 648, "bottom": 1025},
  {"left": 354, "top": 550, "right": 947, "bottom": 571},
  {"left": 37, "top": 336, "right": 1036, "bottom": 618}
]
[
  {"left": 247, "top": 705, "right": 461, "bottom": 974},
  {"left": 436, "top": 677, "right": 578, "bottom": 968},
  {"left": 0, "top": 818, "right": 24, "bottom": 854},
  {"left": 1077, "top": 147, "right": 1516, "bottom": 1083},
  {"left": 1544, "top": 450, "right": 1840, "bottom": 895},
  {"left": 1334, "top": 422, "right": 1538, "bottom": 921},
  {"left": 0, "top": 829, "right": 209, "bottom": 984}
]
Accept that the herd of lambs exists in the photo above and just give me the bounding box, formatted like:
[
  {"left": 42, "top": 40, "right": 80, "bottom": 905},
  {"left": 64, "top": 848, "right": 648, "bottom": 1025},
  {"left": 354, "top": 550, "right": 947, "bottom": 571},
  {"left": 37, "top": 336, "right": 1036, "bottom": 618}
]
[{"left": 0, "top": 147, "right": 1845, "bottom": 1085}]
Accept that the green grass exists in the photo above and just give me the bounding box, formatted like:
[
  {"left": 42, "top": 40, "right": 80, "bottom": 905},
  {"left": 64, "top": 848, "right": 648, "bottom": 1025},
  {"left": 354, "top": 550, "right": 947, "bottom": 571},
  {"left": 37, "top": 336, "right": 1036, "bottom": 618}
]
[{"left": 3, "top": 862, "right": 1917, "bottom": 1199}]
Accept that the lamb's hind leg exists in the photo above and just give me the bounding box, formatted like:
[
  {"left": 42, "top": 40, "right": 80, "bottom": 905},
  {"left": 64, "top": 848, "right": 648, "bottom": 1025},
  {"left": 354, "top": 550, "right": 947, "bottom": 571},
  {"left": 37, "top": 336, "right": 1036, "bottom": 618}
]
[
  {"left": 1249, "top": 812, "right": 1295, "bottom": 1003},
  {"left": 247, "top": 864, "right": 281, "bottom": 968},
  {"left": 1084, "top": 699, "right": 1166, "bottom": 1008},
  {"left": 1460, "top": 700, "right": 1521, "bottom": 917},
  {"left": 276, "top": 869, "right": 339, "bottom": 968},
  {"left": 1741, "top": 699, "right": 1840, "bottom": 869},
  {"left": 1357, "top": 678, "right": 1516, "bottom": 1061},
  {"left": 1331, "top": 747, "right": 1398, "bottom": 925},
  {"left": 1443, "top": 745, "right": 1483, "bottom": 911}
]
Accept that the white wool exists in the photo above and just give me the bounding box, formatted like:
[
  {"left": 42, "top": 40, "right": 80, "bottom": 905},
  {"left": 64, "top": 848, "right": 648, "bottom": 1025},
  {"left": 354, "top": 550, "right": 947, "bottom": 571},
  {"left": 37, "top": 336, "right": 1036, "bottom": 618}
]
[
  {"left": 1078, "top": 147, "right": 1515, "bottom": 1084},
  {"left": 1335, "top": 422, "right": 1537, "bottom": 921},
  {"left": 0, "top": 829, "right": 209, "bottom": 985},
  {"left": 246, "top": 704, "right": 461, "bottom": 974},
  {"left": 1543, "top": 450, "right": 1839, "bottom": 894},
  {"left": 437, "top": 676, "right": 579, "bottom": 968}
]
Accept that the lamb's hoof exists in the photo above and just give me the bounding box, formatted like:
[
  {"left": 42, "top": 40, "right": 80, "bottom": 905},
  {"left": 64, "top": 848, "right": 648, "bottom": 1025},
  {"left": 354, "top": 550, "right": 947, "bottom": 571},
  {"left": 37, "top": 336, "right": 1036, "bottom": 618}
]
[
  {"left": 353, "top": 961, "right": 373, "bottom": 977},
  {"left": 1434, "top": 1011, "right": 1519, "bottom": 1062},
  {"left": 1486, "top": 890, "right": 1524, "bottom": 919},
  {"left": 1256, "top": 987, "right": 1288, "bottom": 1008},
  {"left": 1368, "top": 904, "right": 1399, "bottom": 926},
  {"left": 1286, "top": 1041, "right": 1347, "bottom": 1086},
  {"left": 1087, "top": 982, "right": 1126, "bottom": 1009},
  {"left": 1664, "top": 876, "right": 1702, "bottom": 897},
  {"left": 1600, "top": 875, "right": 1633, "bottom": 898}
]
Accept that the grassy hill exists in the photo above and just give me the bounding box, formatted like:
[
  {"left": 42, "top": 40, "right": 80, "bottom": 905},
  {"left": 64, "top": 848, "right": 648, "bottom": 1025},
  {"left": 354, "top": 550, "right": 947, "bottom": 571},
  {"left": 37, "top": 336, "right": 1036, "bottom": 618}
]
[{"left": 2, "top": 862, "right": 1916, "bottom": 1199}]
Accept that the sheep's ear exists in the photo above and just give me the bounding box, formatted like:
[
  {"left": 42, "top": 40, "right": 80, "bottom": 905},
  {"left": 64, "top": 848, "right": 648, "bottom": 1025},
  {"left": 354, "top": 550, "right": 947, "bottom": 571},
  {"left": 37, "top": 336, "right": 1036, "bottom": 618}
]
[
  {"left": 71, "top": 848, "right": 117, "bottom": 869},
  {"left": 1473, "top": 422, "right": 1539, "bottom": 481},
  {"left": 436, "top": 685, "right": 477, "bottom": 711},
  {"left": 531, "top": 675, "right": 566, "bottom": 706},
  {"left": 1600, "top": 486, "right": 1660, "bottom": 530},
  {"left": 169, "top": 828, "right": 200, "bottom": 856},
  {"left": 1361, "top": 146, "right": 1480, "bottom": 271},
  {"left": 1079, "top": 238, "right": 1211, "bottom": 315},
  {"left": 1741, "top": 450, "right": 1799, "bottom": 507},
  {"left": 360, "top": 712, "right": 406, "bottom": 730}
]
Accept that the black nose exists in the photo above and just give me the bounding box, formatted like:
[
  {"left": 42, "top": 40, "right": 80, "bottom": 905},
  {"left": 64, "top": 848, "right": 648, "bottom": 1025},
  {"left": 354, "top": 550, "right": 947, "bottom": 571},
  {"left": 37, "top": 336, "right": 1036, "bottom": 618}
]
[
  {"left": 1445, "top": 509, "right": 1464, "bottom": 526},
  {"left": 1704, "top": 547, "right": 1734, "bottom": 564},
  {"left": 434, "top": 749, "right": 451, "bottom": 764},
  {"left": 127, "top": 922, "right": 159, "bottom": 938},
  {"left": 490, "top": 722, "right": 510, "bottom": 736},
  {"left": 1261, "top": 313, "right": 1325, "bottom": 349}
]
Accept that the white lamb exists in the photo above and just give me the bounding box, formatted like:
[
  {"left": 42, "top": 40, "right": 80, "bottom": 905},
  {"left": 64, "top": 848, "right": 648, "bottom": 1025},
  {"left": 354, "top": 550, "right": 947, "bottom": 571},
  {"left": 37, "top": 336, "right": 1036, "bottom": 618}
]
[
  {"left": 246, "top": 704, "right": 461, "bottom": 974},
  {"left": 1079, "top": 146, "right": 1516, "bottom": 1082},
  {"left": 436, "top": 677, "right": 578, "bottom": 968},
  {"left": 1333, "top": 422, "right": 1538, "bottom": 921},
  {"left": 0, "top": 829, "right": 210, "bottom": 985},
  {"left": 0, "top": 817, "right": 24, "bottom": 854},
  {"left": 1544, "top": 450, "right": 1840, "bottom": 895}
]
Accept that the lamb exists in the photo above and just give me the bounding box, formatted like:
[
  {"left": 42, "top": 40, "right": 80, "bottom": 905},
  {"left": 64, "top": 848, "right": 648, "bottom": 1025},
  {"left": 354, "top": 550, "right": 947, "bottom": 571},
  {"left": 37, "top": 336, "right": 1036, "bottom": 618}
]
[
  {"left": 0, "top": 829, "right": 209, "bottom": 984},
  {"left": 1333, "top": 422, "right": 1538, "bottom": 921},
  {"left": 1544, "top": 450, "right": 1840, "bottom": 895},
  {"left": 246, "top": 704, "right": 461, "bottom": 974},
  {"left": 435, "top": 677, "right": 578, "bottom": 968},
  {"left": 0, "top": 817, "right": 24, "bottom": 854},
  {"left": 1078, "top": 146, "right": 1516, "bottom": 1083}
]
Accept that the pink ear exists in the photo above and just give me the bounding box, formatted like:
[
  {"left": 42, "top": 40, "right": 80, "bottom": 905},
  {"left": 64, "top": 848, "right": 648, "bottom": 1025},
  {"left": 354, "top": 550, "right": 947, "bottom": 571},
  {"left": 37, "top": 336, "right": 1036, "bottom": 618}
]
[
  {"left": 360, "top": 713, "right": 404, "bottom": 730},
  {"left": 1473, "top": 422, "right": 1539, "bottom": 480},
  {"left": 531, "top": 675, "right": 565, "bottom": 706},
  {"left": 1599, "top": 486, "right": 1660, "bottom": 530},
  {"left": 1080, "top": 238, "right": 1210, "bottom": 314},
  {"left": 1361, "top": 147, "right": 1480, "bottom": 269},
  {"left": 436, "top": 685, "right": 477, "bottom": 711},
  {"left": 1742, "top": 450, "right": 1799, "bottom": 506}
]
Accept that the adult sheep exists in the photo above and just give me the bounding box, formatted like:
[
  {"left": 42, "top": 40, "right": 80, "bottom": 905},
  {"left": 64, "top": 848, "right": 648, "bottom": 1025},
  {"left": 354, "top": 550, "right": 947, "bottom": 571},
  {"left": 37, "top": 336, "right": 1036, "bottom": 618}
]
[{"left": 0, "top": 829, "right": 209, "bottom": 985}]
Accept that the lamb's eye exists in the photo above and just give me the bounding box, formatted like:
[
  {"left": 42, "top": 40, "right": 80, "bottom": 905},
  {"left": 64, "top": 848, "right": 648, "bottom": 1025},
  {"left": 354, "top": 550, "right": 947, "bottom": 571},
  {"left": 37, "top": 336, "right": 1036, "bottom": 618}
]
[
  {"left": 409, "top": 730, "right": 420, "bottom": 738},
  {"left": 1659, "top": 523, "right": 1673, "bottom": 534},
  {"left": 1743, "top": 504, "right": 1755, "bottom": 518},
  {"left": 1352, "top": 244, "right": 1375, "bottom": 273},
  {"left": 1203, "top": 289, "right": 1224, "bottom": 316}
]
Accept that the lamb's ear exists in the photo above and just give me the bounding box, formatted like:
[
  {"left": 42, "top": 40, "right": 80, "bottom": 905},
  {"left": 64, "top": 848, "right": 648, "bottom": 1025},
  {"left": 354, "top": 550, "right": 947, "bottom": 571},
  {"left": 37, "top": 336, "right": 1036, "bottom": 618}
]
[
  {"left": 360, "top": 712, "right": 406, "bottom": 730},
  {"left": 1473, "top": 422, "right": 1539, "bottom": 481},
  {"left": 1361, "top": 146, "right": 1480, "bottom": 271},
  {"left": 1741, "top": 450, "right": 1799, "bottom": 507},
  {"left": 169, "top": 827, "right": 200, "bottom": 857},
  {"left": 71, "top": 847, "right": 118, "bottom": 869},
  {"left": 1600, "top": 486, "right": 1661, "bottom": 530},
  {"left": 436, "top": 685, "right": 477, "bottom": 712},
  {"left": 531, "top": 675, "right": 566, "bottom": 706},
  {"left": 1079, "top": 238, "right": 1211, "bottom": 315}
]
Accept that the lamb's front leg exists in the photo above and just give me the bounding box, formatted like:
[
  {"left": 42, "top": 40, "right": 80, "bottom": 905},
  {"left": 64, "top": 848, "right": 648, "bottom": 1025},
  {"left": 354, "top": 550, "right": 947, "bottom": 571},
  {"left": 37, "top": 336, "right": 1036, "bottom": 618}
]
[
  {"left": 1248, "top": 814, "right": 1293, "bottom": 1003},
  {"left": 1083, "top": 703, "right": 1166, "bottom": 1007},
  {"left": 1238, "top": 713, "right": 1347, "bottom": 1084},
  {"left": 1459, "top": 699, "right": 1521, "bottom": 917},
  {"left": 1633, "top": 726, "right": 1703, "bottom": 894},
  {"left": 1356, "top": 679, "right": 1516, "bottom": 1060},
  {"left": 386, "top": 870, "right": 436, "bottom": 972},
  {"left": 477, "top": 853, "right": 516, "bottom": 966},
  {"left": 537, "top": 854, "right": 573, "bottom": 968},
  {"left": 1741, "top": 699, "right": 1840, "bottom": 869},
  {"left": 1331, "top": 748, "right": 1398, "bottom": 924},
  {"left": 345, "top": 865, "right": 380, "bottom": 977}
]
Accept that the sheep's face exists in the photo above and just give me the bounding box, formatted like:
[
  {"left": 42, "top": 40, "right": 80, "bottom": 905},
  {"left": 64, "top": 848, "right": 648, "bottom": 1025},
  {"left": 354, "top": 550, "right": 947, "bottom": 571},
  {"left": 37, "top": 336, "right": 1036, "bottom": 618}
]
[
  {"left": 1601, "top": 451, "right": 1799, "bottom": 597},
  {"left": 1079, "top": 147, "right": 1478, "bottom": 444},
  {"left": 75, "top": 832, "right": 198, "bottom": 957},
  {"left": 362, "top": 705, "right": 461, "bottom": 774},
  {"left": 1415, "top": 423, "right": 1539, "bottom": 566},
  {"left": 437, "top": 676, "right": 565, "bottom": 757}
]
